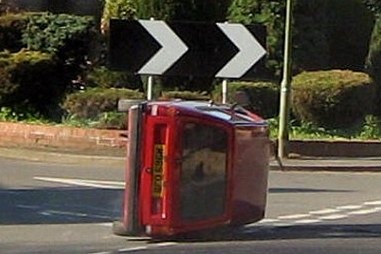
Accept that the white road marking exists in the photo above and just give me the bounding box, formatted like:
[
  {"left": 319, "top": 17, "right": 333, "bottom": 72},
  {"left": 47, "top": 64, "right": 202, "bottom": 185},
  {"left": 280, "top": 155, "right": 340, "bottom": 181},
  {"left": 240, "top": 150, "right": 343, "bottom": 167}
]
[
  {"left": 155, "top": 242, "right": 178, "bottom": 247},
  {"left": 293, "top": 219, "right": 322, "bottom": 224},
  {"left": 277, "top": 214, "right": 310, "bottom": 220},
  {"left": 364, "top": 200, "right": 381, "bottom": 206},
  {"left": 95, "top": 223, "right": 113, "bottom": 227},
  {"left": 118, "top": 246, "right": 148, "bottom": 252},
  {"left": 337, "top": 205, "right": 364, "bottom": 210},
  {"left": 17, "top": 205, "right": 40, "bottom": 209},
  {"left": 245, "top": 200, "right": 381, "bottom": 231},
  {"left": 348, "top": 207, "right": 381, "bottom": 215},
  {"left": 272, "top": 223, "right": 294, "bottom": 227},
  {"left": 257, "top": 219, "right": 280, "bottom": 224},
  {"left": 318, "top": 214, "right": 349, "bottom": 220},
  {"left": 34, "top": 176, "right": 124, "bottom": 189},
  {"left": 309, "top": 208, "right": 339, "bottom": 215},
  {"left": 38, "top": 209, "right": 114, "bottom": 220}
]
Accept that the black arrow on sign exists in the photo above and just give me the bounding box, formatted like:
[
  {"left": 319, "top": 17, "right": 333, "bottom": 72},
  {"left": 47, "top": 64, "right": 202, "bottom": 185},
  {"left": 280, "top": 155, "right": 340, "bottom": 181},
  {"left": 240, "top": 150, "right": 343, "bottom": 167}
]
[
  {"left": 108, "top": 19, "right": 161, "bottom": 73},
  {"left": 163, "top": 22, "right": 238, "bottom": 77}
]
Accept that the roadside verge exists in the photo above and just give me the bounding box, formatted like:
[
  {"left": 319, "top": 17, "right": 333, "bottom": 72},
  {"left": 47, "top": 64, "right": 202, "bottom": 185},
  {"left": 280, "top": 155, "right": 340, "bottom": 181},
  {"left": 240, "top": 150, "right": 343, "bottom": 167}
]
[{"left": 1, "top": 121, "right": 381, "bottom": 171}]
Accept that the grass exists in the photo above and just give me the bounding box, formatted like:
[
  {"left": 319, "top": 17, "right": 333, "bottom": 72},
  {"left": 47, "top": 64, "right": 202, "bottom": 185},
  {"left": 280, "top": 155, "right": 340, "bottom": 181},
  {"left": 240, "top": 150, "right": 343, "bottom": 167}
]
[
  {"left": 268, "top": 115, "right": 381, "bottom": 141},
  {"left": 3, "top": 106, "right": 381, "bottom": 140}
]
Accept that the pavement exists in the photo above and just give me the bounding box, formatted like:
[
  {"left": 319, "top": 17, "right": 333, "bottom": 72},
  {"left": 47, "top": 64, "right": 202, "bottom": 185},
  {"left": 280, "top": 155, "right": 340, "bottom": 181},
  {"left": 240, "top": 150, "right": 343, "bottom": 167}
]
[
  {"left": 1, "top": 146, "right": 381, "bottom": 172},
  {"left": 271, "top": 156, "right": 381, "bottom": 172}
]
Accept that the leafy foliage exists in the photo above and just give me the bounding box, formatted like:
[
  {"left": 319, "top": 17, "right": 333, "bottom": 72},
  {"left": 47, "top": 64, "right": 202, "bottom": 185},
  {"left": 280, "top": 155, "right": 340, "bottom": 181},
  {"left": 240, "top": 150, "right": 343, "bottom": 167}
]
[
  {"left": 362, "top": 0, "right": 381, "bottom": 17},
  {"left": 62, "top": 87, "right": 144, "bottom": 129},
  {"left": 366, "top": 16, "right": 381, "bottom": 115},
  {"left": 228, "top": 0, "right": 375, "bottom": 77},
  {"left": 291, "top": 70, "right": 375, "bottom": 129},
  {"left": 0, "top": 0, "right": 20, "bottom": 14},
  {"left": 326, "top": 0, "right": 375, "bottom": 71},
  {"left": 292, "top": 0, "right": 330, "bottom": 72},
  {"left": 228, "top": 0, "right": 330, "bottom": 78},
  {"left": 0, "top": 13, "right": 28, "bottom": 52},
  {"left": 84, "top": 66, "right": 143, "bottom": 90},
  {"left": 101, "top": 0, "right": 137, "bottom": 34},
  {"left": 160, "top": 90, "right": 210, "bottom": 101},
  {"left": 62, "top": 87, "right": 144, "bottom": 119},
  {"left": 0, "top": 50, "right": 66, "bottom": 120},
  {"left": 22, "top": 13, "right": 95, "bottom": 55},
  {"left": 228, "top": 0, "right": 284, "bottom": 78},
  {"left": 135, "top": 0, "right": 231, "bottom": 21},
  {"left": 21, "top": 12, "right": 98, "bottom": 93},
  {"left": 212, "top": 81, "right": 279, "bottom": 119}
]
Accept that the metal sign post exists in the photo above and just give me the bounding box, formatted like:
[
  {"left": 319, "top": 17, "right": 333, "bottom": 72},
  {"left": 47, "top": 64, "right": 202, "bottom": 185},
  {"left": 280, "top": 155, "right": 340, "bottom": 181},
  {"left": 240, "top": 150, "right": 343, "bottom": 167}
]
[
  {"left": 222, "top": 79, "right": 228, "bottom": 104},
  {"left": 278, "top": 0, "right": 294, "bottom": 158},
  {"left": 147, "top": 76, "right": 153, "bottom": 100}
]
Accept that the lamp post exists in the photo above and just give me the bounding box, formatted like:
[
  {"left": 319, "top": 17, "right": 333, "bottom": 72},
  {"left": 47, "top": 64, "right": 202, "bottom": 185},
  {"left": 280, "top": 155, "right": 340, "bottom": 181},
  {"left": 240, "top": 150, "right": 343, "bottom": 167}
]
[{"left": 278, "top": 0, "right": 293, "bottom": 158}]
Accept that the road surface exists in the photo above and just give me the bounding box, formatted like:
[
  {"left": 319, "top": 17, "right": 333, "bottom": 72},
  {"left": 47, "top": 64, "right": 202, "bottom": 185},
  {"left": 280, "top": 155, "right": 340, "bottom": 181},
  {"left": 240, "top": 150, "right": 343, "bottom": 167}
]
[{"left": 0, "top": 156, "right": 380, "bottom": 254}]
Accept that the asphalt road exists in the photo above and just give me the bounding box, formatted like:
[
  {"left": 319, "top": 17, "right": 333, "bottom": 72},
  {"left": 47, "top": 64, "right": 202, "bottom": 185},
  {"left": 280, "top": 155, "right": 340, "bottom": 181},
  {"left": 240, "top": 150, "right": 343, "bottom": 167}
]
[{"left": 0, "top": 156, "right": 380, "bottom": 254}]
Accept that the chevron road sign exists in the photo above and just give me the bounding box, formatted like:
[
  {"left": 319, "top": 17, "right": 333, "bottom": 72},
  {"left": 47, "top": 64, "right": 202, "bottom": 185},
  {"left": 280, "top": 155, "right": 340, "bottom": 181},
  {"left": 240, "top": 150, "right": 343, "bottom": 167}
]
[{"left": 108, "top": 19, "right": 267, "bottom": 80}]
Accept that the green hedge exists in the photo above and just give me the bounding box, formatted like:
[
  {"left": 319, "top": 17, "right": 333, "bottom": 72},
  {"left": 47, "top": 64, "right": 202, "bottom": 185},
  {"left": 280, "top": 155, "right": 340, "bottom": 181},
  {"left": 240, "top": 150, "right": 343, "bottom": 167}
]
[
  {"left": 22, "top": 13, "right": 95, "bottom": 54},
  {"left": 0, "top": 13, "right": 28, "bottom": 52},
  {"left": 212, "top": 81, "right": 279, "bottom": 119},
  {"left": 22, "top": 12, "right": 98, "bottom": 88},
  {"left": 0, "top": 50, "right": 66, "bottom": 119},
  {"left": 160, "top": 90, "right": 210, "bottom": 101},
  {"left": 84, "top": 66, "right": 143, "bottom": 90},
  {"left": 291, "top": 70, "right": 375, "bottom": 129},
  {"left": 62, "top": 87, "right": 144, "bottom": 119}
]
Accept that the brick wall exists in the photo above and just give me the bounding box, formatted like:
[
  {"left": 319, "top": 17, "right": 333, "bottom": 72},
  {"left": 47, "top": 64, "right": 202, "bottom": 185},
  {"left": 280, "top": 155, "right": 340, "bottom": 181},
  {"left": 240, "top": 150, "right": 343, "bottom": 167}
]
[{"left": 0, "top": 122, "right": 127, "bottom": 156}]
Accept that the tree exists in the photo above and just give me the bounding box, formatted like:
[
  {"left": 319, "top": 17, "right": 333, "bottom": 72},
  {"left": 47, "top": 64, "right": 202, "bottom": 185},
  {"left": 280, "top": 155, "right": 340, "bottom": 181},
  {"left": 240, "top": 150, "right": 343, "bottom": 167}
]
[
  {"left": 366, "top": 16, "right": 381, "bottom": 115},
  {"left": 362, "top": 0, "right": 381, "bottom": 17},
  {"left": 134, "top": 0, "right": 233, "bottom": 92},
  {"left": 101, "top": 0, "right": 137, "bottom": 34},
  {"left": 327, "top": 0, "right": 375, "bottom": 71},
  {"left": 228, "top": 0, "right": 329, "bottom": 78},
  {"left": 135, "top": 0, "right": 231, "bottom": 22}
]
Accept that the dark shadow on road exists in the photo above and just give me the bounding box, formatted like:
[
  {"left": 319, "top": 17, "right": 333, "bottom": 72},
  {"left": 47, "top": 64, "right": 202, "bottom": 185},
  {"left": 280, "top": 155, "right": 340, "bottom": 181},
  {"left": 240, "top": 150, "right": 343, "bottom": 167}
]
[
  {"left": 0, "top": 187, "right": 123, "bottom": 225},
  {"left": 149, "top": 224, "right": 381, "bottom": 243}
]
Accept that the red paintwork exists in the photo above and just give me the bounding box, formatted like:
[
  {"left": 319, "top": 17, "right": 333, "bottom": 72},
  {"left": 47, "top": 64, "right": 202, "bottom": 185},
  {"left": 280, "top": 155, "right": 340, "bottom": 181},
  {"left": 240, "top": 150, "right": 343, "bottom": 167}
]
[{"left": 122, "top": 100, "right": 270, "bottom": 236}]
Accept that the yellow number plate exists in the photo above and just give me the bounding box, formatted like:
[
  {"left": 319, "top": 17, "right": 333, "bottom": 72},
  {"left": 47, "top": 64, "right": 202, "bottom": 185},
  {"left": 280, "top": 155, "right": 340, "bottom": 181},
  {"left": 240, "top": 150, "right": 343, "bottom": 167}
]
[{"left": 152, "top": 144, "right": 165, "bottom": 198}]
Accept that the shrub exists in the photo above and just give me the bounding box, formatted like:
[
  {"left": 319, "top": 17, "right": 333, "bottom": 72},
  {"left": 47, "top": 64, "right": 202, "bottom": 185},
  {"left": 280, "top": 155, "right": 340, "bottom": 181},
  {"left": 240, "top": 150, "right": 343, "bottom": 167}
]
[
  {"left": 22, "top": 12, "right": 97, "bottom": 89},
  {"left": 0, "top": 63, "right": 16, "bottom": 103},
  {"left": 291, "top": 70, "right": 375, "bottom": 129},
  {"left": 62, "top": 87, "right": 144, "bottom": 119},
  {"left": 135, "top": 0, "right": 230, "bottom": 21},
  {"left": 212, "top": 81, "right": 279, "bottom": 119},
  {"left": 101, "top": 0, "right": 137, "bottom": 34},
  {"left": 366, "top": 16, "right": 381, "bottom": 115},
  {"left": 22, "top": 13, "right": 96, "bottom": 54},
  {"left": 84, "top": 66, "right": 143, "bottom": 90},
  {"left": 0, "top": 13, "right": 28, "bottom": 52},
  {"left": 0, "top": 50, "right": 66, "bottom": 120},
  {"left": 160, "top": 90, "right": 210, "bottom": 101}
]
